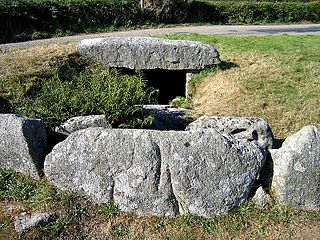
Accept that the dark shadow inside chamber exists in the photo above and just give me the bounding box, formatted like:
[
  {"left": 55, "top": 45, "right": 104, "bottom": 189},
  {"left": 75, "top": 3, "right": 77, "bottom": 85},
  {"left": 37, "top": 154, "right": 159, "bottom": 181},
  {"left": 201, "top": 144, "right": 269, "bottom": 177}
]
[{"left": 119, "top": 68, "right": 187, "bottom": 104}]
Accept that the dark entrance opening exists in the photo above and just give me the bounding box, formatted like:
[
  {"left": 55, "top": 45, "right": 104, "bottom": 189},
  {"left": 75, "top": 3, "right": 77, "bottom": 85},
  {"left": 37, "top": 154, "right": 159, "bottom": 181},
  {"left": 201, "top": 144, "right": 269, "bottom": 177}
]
[
  {"left": 119, "top": 68, "right": 187, "bottom": 104},
  {"left": 144, "top": 69, "right": 186, "bottom": 104}
]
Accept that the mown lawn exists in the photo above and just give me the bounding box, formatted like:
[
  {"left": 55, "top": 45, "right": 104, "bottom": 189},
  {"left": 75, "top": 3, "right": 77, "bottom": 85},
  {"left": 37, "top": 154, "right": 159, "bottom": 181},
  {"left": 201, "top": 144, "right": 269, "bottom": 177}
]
[{"left": 0, "top": 34, "right": 319, "bottom": 239}]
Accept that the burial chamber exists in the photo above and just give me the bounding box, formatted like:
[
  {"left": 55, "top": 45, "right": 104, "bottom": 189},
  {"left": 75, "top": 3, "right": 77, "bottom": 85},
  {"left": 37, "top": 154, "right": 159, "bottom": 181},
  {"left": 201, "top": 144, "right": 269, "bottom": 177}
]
[{"left": 77, "top": 37, "right": 220, "bottom": 103}]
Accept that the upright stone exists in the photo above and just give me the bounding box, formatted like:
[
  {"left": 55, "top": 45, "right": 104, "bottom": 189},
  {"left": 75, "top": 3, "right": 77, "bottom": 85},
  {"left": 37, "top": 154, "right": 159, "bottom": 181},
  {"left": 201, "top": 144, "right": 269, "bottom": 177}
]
[
  {"left": 44, "top": 128, "right": 265, "bottom": 217},
  {"left": 0, "top": 114, "right": 47, "bottom": 179},
  {"left": 77, "top": 37, "right": 220, "bottom": 70},
  {"left": 270, "top": 125, "right": 320, "bottom": 210}
]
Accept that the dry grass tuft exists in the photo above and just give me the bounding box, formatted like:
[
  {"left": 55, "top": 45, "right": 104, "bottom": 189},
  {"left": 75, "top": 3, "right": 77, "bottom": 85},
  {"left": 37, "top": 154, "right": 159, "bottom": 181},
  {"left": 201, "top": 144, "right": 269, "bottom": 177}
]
[
  {"left": 190, "top": 52, "right": 319, "bottom": 139},
  {"left": 0, "top": 42, "right": 77, "bottom": 78},
  {"left": 192, "top": 53, "right": 279, "bottom": 116}
]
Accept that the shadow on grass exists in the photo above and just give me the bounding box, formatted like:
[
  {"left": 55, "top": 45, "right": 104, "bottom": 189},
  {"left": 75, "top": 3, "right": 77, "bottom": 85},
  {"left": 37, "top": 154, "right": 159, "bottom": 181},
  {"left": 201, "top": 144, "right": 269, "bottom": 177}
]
[
  {"left": 218, "top": 61, "right": 239, "bottom": 70},
  {"left": 0, "top": 97, "right": 13, "bottom": 113}
]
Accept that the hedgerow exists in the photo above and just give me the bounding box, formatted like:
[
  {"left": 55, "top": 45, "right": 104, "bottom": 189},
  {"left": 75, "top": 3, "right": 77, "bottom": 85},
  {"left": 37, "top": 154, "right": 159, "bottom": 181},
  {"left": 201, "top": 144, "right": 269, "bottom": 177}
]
[
  {"left": 0, "top": 0, "right": 319, "bottom": 43},
  {"left": 0, "top": 0, "right": 140, "bottom": 43},
  {"left": 201, "top": 0, "right": 317, "bottom": 2},
  {"left": 189, "top": 1, "right": 320, "bottom": 24}
]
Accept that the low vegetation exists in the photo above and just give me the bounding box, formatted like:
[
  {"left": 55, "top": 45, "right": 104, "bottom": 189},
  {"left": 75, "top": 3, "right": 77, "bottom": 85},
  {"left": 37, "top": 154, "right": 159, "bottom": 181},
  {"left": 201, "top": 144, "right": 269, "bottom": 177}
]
[
  {"left": 0, "top": 34, "right": 319, "bottom": 238},
  {"left": 0, "top": 168, "right": 319, "bottom": 239},
  {"left": 1, "top": 0, "right": 320, "bottom": 43},
  {"left": 0, "top": 43, "right": 157, "bottom": 130}
]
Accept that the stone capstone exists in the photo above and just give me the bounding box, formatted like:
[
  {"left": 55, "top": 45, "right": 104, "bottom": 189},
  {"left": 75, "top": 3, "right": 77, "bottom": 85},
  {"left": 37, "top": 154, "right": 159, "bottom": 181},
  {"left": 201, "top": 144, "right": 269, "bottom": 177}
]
[
  {"left": 0, "top": 114, "right": 47, "bottom": 179},
  {"left": 270, "top": 125, "right": 320, "bottom": 210},
  {"left": 141, "top": 105, "right": 187, "bottom": 130},
  {"left": 186, "top": 115, "right": 274, "bottom": 150},
  {"left": 76, "top": 37, "right": 220, "bottom": 70},
  {"left": 55, "top": 115, "right": 111, "bottom": 136},
  {"left": 44, "top": 128, "right": 265, "bottom": 218},
  {"left": 14, "top": 212, "right": 55, "bottom": 234}
]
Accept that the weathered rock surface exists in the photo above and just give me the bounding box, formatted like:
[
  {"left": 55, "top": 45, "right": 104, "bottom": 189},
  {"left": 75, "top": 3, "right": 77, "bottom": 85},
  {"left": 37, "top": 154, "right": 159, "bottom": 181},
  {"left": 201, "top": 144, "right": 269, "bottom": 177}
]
[
  {"left": 186, "top": 116, "right": 274, "bottom": 150},
  {"left": 252, "top": 187, "right": 272, "bottom": 208},
  {"left": 14, "top": 212, "right": 55, "bottom": 234},
  {"left": 77, "top": 37, "right": 220, "bottom": 70},
  {"left": 0, "top": 114, "right": 47, "bottom": 179},
  {"left": 55, "top": 115, "right": 111, "bottom": 136},
  {"left": 45, "top": 128, "right": 265, "bottom": 217},
  {"left": 270, "top": 125, "right": 320, "bottom": 210},
  {"left": 141, "top": 105, "right": 187, "bottom": 130}
]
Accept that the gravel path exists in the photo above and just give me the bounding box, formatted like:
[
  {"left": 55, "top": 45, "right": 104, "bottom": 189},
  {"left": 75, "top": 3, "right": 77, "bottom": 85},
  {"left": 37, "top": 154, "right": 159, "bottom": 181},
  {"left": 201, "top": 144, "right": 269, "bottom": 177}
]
[{"left": 1, "top": 23, "right": 320, "bottom": 52}]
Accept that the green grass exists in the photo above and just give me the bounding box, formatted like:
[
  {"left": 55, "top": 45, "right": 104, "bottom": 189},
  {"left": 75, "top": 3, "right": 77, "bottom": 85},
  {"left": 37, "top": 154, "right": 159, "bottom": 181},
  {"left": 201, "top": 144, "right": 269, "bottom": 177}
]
[
  {"left": 0, "top": 168, "right": 319, "bottom": 239},
  {"left": 164, "top": 34, "right": 320, "bottom": 139},
  {"left": 99, "top": 202, "right": 119, "bottom": 219}
]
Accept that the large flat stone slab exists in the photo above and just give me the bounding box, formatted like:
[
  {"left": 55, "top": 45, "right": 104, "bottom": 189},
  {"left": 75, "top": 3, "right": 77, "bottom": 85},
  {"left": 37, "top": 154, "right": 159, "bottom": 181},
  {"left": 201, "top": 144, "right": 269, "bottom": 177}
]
[
  {"left": 77, "top": 37, "right": 220, "bottom": 70},
  {"left": 44, "top": 128, "right": 264, "bottom": 217}
]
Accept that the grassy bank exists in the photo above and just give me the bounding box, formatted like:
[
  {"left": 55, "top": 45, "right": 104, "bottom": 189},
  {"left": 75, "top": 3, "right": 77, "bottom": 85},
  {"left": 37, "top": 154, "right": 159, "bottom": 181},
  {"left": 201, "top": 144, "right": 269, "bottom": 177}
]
[
  {"left": 165, "top": 34, "right": 320, "bottom": 139},
  {"left": 0, "top": 43, "right": 157, "bottom": 131}
]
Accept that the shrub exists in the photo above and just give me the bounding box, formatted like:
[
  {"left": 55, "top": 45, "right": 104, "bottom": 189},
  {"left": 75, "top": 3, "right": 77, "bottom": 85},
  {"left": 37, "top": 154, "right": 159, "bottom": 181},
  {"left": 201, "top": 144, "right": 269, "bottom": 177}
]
[
  {"left": 188, "top": 1, "right": 320, "bottom": 24},
  {"left": 0, "top": 54, "right": 157, "bottom": 129},
  {"left": 143, "top": 0, "right": 189, "bottom": 23},
  {"left": 170, "top": 96, "right": 191, "bottom": 109},
  {"left": 20, "top": 64, "right": 157, "bottom": 129},
  {"left": 0, "top": 0, "right": 141, "bottom": 43}
]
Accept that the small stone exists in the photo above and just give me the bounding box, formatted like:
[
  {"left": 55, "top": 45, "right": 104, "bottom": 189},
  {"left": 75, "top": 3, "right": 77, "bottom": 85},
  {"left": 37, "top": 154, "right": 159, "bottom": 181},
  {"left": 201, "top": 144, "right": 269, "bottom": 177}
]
[
  {"left": 140, "top": 105, "right": 187, "bottom": 130},
  {"left": 14, "top": 212, "right": 55, "bottom": 234},
  {"left": 55, "top": 115, "right": 111, "bottom": 136},
  {"left": 252, "top": 187, "right": 272, "bottom": 208}
]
